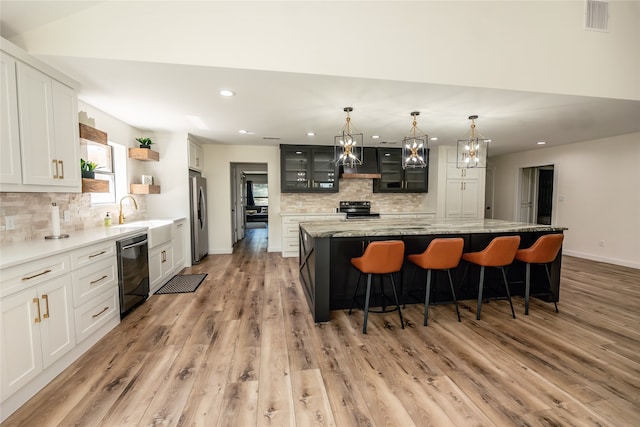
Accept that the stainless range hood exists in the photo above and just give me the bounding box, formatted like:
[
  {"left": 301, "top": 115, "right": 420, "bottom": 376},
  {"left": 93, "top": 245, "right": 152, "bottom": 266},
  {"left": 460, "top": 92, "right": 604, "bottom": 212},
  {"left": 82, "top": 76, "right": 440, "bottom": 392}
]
[{"left": 340, "top": 147, "right": 381, "bottom": 179}]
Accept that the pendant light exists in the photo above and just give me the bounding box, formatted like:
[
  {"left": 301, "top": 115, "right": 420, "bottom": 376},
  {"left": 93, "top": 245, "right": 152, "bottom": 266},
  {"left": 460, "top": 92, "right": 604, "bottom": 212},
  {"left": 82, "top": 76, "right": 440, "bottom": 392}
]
[
  {"left": 402, "top": 111, "right": 428, "bottom": 169},
  {"left": 457, "top": 115, "right": 490, "bottom": 169},
  {"left": 334, "top": 107, "right": 363, "bottom": 167}
]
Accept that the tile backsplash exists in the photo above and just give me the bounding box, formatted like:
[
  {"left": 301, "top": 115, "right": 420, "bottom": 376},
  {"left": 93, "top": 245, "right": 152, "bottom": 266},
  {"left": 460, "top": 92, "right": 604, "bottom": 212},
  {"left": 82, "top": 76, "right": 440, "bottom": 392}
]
[
  {"left": 0, "top": 192, "right": 147, "bottom": 244},
  {"left": 280, "top": 178, "right": 432, "bottom": 213}
]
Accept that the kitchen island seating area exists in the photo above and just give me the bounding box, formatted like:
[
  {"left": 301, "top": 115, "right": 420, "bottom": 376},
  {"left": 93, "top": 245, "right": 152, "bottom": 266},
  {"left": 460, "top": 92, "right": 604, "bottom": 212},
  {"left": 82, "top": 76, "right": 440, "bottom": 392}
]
[
  {"left": 298, "top": 219, "right": 567, "bottom": 323},
  {"left": 461, "top": 235, "right": 521, "bottom": 320},
  {"left": 515, "top": 233, "right": 565, "bottom": 315},
  {"left": 405, "top": 237, "right": 464, "bottom": 326},
  {"left": 348, "top": 240, "right": 405, "bottom": 334}
]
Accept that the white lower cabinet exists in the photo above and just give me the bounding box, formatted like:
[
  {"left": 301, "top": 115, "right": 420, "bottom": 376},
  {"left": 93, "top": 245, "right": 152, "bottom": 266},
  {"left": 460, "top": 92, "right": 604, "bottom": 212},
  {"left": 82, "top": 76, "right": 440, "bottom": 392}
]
[
  {"left": 281, "top": 214, "right": 344, "bottom": 258},
  {"left": 173, "top": 219, "right": 186, "bottom": 271},
  {"left": 0, "top": 273, "right": 75, "bottom": 401},
  {"left": 149, "top": 242, "right": 175, "bottom": 293},
  {"left": 445, "top": 179, "right": 480, "bottom": 219},
  {"left": 1, "top": 238, "right": 120, "bottom": 420}
]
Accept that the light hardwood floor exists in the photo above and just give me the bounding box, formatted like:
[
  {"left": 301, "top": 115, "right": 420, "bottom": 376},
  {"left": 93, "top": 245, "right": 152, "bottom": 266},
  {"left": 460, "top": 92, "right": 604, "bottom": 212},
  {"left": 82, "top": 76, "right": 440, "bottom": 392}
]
[{"left": 3, "top": 228, "right": 640, "bottom": 426}]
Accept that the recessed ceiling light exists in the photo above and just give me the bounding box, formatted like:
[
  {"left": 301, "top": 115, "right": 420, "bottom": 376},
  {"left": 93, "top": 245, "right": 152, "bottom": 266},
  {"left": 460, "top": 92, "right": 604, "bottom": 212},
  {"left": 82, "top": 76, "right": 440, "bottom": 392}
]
[
  {"left": 430, "top": 137, "right": 438, "bottom": 141},
  {"left": 238, "top": 130, "right": 249, "bottom": 134},
  {"left": 307, "top": 132, "right": 315, "bottom": 136},
  {"left": 219, "top": 89, "right": 235, "bottom": 97},
  {"left": 371, "top": 135, "right": 380, "bottom": 139},
  {"left": 537, "top": 141, "right": 547, "bottom": 145}
]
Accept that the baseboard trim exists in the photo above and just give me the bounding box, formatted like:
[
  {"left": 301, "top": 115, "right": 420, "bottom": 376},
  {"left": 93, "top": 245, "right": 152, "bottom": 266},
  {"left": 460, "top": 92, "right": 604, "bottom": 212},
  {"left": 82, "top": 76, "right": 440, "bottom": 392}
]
[{"left": 563, "top": 250, "right": 639, "bottom": 270}]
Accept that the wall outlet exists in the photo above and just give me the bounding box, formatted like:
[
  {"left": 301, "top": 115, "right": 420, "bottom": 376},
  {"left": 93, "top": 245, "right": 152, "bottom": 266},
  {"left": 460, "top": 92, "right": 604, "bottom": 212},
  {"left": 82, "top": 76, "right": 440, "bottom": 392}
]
[
  {"left": 63, "top": 210, "right": 71, "bottom": 222},
  {"left": 599, "top": 240, "right": 605, "bottom": 247},
  {"left": 5, "top": 216, "right": 15, "bottom": 230}
]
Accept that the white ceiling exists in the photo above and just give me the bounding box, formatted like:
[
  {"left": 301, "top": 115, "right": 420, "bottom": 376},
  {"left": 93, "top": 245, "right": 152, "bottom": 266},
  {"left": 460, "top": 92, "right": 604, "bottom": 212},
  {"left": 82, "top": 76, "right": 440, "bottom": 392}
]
[{"left": 2, "top": 1, "right": 639, "bottom": 157}]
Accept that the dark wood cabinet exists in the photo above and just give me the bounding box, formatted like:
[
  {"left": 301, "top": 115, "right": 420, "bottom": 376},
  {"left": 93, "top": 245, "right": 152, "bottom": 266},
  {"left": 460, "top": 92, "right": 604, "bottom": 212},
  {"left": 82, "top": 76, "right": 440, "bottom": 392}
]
[
  {"left": 374, "top": 148, "right": 429, "bottom": 193},
  {"left": 280, "top": 145, "right": 338, "bottom": 193}
]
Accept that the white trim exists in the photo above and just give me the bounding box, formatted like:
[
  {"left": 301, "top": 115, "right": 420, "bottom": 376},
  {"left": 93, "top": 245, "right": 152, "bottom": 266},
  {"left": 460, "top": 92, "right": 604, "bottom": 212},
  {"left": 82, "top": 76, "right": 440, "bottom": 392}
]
[{"left": 564, "top": 250, "right": 640, "bottom": 270}]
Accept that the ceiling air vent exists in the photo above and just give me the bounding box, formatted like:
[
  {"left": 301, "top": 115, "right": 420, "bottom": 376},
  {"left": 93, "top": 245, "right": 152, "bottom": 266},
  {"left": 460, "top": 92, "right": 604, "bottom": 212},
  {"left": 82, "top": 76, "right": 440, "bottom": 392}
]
[
  {"left": 585, "top": 0, "right": 609, "bottom": 32},
  {"left": 262, "top": 136, "right": 281, "bottom": 140}
]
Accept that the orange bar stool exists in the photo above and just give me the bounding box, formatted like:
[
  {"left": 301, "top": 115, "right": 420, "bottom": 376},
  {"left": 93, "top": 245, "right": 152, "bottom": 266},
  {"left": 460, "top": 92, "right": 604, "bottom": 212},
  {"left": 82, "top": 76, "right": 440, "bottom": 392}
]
[
  {"left": 349, "top": 240, "right": 405, "bottom": 334},
  {"left": 515, "top": 233, "right": 564, "bottom": 315},
  {"left": 406, "top": 238, "right": 464, "bottom": 326},
  {"left": 462, "top": 235, "right": 521, "bottom": 320}
]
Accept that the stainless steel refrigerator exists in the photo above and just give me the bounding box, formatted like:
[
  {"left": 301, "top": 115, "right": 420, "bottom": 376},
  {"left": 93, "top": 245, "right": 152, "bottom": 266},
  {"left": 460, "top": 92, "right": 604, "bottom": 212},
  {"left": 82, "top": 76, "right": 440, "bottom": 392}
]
[{"left": 189, "top": 171, "right": 209, "bottom": 264}]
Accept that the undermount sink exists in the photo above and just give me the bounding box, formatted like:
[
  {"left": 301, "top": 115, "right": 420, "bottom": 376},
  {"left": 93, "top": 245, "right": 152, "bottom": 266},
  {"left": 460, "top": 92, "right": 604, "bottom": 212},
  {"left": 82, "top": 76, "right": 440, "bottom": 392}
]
[{"left": 114, "top": 219, "right": 175, "bottom": 248}]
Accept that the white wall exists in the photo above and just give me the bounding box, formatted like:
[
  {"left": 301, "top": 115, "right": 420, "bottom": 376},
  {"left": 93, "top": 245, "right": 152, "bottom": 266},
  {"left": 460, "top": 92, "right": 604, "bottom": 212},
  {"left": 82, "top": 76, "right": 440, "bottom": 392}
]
[
  {"left": 78, "top": 101, "right": 146, "bottom": 183},
  {"left": 13, "top": 1, "right": 640, "bottom": 100},
  {"left": 203, "top": 144, "right": 281, "bottom": 254},
  {"left": 491, "top": 132, "right": 640, "bottom": 268}
]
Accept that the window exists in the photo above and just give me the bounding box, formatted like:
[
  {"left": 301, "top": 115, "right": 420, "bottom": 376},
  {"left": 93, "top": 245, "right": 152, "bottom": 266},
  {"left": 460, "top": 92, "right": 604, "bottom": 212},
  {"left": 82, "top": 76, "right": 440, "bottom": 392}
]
[
  {"left": 81, "top": 139, "right": 126, "bottom": 204},
  {"left": 252, "top": 183, "right": 269, "bottom": 206}
]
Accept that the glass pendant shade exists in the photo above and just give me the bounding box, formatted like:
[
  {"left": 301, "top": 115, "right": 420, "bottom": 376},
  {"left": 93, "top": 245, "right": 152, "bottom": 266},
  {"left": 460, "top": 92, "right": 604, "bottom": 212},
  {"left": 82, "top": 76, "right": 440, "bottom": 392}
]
[
  {"left": 457, "top": 115, "right": 489, "bottom": 169},
  {"left": 402, "top": 112, "right": 428, "bottom": 169},
  {"left": 334, "top": 107, "right": 363, "bottom": 167}
]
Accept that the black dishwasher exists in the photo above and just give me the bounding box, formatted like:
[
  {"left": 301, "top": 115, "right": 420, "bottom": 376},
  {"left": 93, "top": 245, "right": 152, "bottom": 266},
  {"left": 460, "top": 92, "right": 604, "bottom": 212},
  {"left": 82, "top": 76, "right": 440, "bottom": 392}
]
[{"left": 116, "top": 233, "right": 150, "bottom": 318}]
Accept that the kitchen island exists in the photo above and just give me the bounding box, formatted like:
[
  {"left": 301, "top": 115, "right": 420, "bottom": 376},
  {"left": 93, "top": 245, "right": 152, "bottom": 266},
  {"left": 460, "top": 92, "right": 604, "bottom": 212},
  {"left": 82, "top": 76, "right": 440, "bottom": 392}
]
[{"left": 298, "top": 218, "right": 567, "bottom": 322}]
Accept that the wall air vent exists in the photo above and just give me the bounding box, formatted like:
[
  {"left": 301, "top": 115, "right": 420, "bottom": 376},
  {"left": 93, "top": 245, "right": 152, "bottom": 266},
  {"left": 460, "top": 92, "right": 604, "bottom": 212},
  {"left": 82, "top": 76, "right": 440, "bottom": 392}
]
[{"left": 585, "top": 0, "right": 609, "bottom": 32}]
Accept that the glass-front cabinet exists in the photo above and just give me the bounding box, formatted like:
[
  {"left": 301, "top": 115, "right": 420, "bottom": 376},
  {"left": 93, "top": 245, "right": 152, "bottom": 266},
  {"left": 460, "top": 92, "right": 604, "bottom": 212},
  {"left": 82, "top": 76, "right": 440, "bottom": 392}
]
[
  {"left": 280, "top": 145, "right": 338, "bottom": 193},
  {"left": 374, "top": 148, "right": 429, "bottom": 193}
]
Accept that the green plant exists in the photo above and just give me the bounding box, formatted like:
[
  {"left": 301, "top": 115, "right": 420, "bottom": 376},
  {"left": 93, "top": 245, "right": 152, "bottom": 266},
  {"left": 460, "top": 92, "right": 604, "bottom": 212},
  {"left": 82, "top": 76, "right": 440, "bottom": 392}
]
[
  {"left": 136, "top": 137, "right": 153, "bottom": 146},
  {"left": 80, "top": 159, "right": 98, "bottom": 171}
]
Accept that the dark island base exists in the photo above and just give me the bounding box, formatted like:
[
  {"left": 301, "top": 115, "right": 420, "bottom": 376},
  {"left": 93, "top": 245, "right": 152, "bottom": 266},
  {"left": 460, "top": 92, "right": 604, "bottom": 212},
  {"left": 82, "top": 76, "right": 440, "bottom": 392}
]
[{"left": 299, "top": 230, "right": 562, "bottom": 323}]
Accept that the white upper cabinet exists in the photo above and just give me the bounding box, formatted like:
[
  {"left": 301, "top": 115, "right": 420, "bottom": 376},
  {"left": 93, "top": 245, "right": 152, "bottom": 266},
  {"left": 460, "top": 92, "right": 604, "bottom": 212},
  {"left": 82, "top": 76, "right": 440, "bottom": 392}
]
[
  {"left": 1, "top": 39, "right": 80, "bottom": 193},
  {"left": 0, "top": 52, "right": 21, "bottom": 184},
  {"left": 188, "top": 139, "right": 203, "bottom": 171},
  {"left": 16, "top": 62, "right": 80, "bottom": 188},
  {"left": 438, "top": 146, "right": 486, "bottom": 220}
]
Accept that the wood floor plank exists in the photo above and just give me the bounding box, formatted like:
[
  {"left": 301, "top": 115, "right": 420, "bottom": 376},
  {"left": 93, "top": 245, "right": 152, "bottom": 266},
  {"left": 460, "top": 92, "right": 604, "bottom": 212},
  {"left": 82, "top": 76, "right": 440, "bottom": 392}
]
[
  {"left": 3, "top": 228, "right": 639, "bottom": 427},
  {"left": 290, "top": 369, "right": 337, "bottom": 426}
]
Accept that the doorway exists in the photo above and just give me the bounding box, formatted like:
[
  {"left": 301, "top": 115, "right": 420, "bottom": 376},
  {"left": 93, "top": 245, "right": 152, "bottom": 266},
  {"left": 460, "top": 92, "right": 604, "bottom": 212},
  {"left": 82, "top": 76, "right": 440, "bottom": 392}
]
[
  {"left": 230, "top": 162, "right": 268, "bottom": 250},
  {"left": 518, "top": 165, "right": 555, "bottom": 224}
]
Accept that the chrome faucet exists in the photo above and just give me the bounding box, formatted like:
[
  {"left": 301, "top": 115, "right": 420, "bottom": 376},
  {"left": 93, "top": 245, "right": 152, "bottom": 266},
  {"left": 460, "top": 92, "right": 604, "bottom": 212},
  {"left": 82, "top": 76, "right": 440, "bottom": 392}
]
[{"left": 119, "top": 195, "right": 138, "bottom": 224}]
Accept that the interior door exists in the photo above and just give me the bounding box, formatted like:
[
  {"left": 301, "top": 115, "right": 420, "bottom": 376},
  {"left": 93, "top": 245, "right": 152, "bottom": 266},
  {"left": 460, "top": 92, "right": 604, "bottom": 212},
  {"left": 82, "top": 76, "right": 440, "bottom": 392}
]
[{"left": 519, "top": 168, "right": 535, "bottom": 223}]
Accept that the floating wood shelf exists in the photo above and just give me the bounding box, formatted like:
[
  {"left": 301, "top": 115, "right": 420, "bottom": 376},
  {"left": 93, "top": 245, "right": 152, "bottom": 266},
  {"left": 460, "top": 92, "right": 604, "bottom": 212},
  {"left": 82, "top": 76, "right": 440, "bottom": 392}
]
[
  {"left": 128, "top": 148, "right": 159, "bottom": 161},
  {"left": 79, "top": 123, "right": 107, "bottom": 145},
  {"left": 130, "top": 184, "right": 160, "bottom": 194},
  {"left": 82, "top": 178, "right": 109, "bottom": 193}
]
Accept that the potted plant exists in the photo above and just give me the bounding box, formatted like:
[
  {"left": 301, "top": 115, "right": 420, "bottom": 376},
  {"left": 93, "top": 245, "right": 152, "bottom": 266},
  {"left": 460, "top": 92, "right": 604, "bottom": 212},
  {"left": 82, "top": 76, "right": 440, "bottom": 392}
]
[
  {"left": 80, "top": 158, "right": 98, "bottom": 179},
  {"left": 136, "top": 137, "right": 154, "bottom": 149}
]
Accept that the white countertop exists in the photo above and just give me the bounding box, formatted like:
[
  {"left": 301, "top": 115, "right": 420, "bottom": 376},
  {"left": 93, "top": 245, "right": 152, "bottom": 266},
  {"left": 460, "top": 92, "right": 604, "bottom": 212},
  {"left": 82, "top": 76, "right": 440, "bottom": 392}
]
[{"left": 1, "top": 226, "right": 147, "bottom": 269}]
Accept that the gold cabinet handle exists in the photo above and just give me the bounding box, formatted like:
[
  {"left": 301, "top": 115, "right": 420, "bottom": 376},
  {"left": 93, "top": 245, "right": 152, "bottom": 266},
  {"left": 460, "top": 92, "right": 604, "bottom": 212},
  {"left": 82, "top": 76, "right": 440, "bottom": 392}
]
[
  {"left": 92, "top": 307, "right": 109, "bottom": 319},
  {"left": 22, "top": 269, "right": 52, "bottom": 281},
  {"left": 90, "top": 275, "right": 108, "bottom": 285},
  {"left": 58, "top": 160, "right": 64, "bottom": 179},
  {"left": 33, "top": 298, "right": 41, "bottom": 323},
  {"left": 88, "top": 250, "right": 107, "bottom": 259},
  {"left": 42, "top": 294, "right": 50, "bottom": 319},
  {"left": 52, "top": 159, "right": 59, "bottom": 179}
]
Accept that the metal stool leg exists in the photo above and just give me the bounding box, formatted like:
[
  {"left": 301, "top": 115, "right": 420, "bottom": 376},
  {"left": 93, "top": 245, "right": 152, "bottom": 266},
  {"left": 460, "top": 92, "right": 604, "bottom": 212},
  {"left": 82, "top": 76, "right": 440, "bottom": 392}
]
[
  {"left": 423, "top": 269, "right": 432, "bottom": 326},
  {"left": 447, "top": 269, "right": 461, "bottom": 322},
  {"left": 524, "top": 263, "right": 531, "bottom": 315},
  {"left": 500, "top": 266, "right": 516, "bottom": 319},
  {"left": 362, "top": 273, "right": 373, "bottom": 334},
  {"left": 477, "top": 266, "right": 485, "bottom": 320},
  {"left": 389, "top": 273, "right": 405, "bottom": 329}
]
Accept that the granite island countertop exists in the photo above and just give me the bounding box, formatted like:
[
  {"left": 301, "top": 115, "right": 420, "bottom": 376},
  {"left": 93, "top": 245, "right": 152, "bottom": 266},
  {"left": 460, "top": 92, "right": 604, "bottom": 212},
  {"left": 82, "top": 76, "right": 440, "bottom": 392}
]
[{"left": 299, "top": 218, "right": 568, "bottom": 238}]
